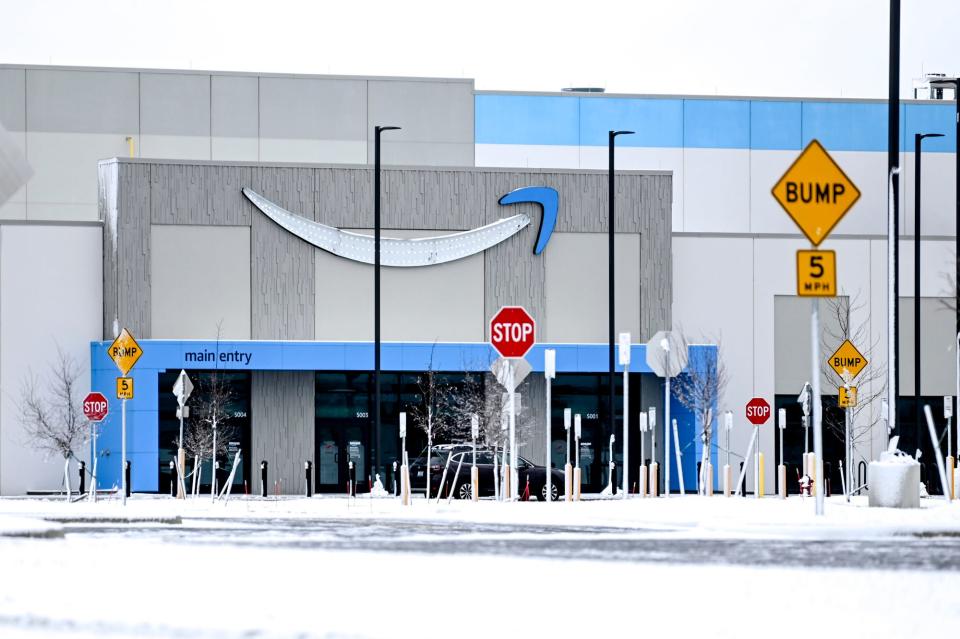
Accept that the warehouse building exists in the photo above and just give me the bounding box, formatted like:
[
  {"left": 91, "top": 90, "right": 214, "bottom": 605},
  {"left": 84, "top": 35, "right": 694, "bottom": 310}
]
[{"left": 0, "top": 64, "right": 956, "bottom": 494}]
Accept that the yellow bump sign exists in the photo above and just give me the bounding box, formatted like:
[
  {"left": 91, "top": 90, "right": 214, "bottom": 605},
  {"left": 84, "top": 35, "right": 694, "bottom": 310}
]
[
  {"left": 772, "top": 140, "right": 861, "bottom": 246},
  {"left": 797, "top": 250, "right": 836, "bottom": 297},
  {"left": 828, "top": 339, "right": 868, "bottom": 382},
  {"left": 107, "top": 328, "right": 143, "bottom": 376},
  {"left": 116, "top": 376, "right": 134, "bottom": 400},
  {"left": 839, "top": 386, "right": 857, "bottom": 408}
]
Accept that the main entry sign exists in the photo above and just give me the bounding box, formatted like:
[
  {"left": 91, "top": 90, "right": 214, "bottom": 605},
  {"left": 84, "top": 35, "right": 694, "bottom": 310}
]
[
  {"left": 772, "top": 140, "right": 861, "bottom": 246},
  {"left": 745, "top": 397, "right": 771, "bottom": 426},
  {"left": 490, "top": 306, "right": 536, "bottom": 359}
]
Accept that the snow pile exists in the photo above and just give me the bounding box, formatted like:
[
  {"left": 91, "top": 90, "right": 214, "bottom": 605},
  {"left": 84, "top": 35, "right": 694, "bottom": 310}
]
[{"left": 868, "top": 453, "right": 921, "bottom": 509}]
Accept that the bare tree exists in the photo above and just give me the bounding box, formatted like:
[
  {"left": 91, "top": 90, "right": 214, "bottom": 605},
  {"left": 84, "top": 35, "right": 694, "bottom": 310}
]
[
  {"left": 406, "top": 344, "right": 458, "bottom": 498},
  {"left": 176, "top": 369, "right": 237, "bottom": 493},
  {"left": 819, "top": 293, "right": 887, "bottom": 451},
  {"left": 672, "top": 333, "right": 729, "bottom": 494},
  {"left": 18, "top": 348, "right": 88, "bottom": 499}
]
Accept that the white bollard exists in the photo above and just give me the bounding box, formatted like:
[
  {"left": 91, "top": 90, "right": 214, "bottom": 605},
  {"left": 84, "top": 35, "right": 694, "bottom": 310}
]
[
  {"left": 723, "top": 463, "right": 731, "bottom": 497},
  {"left": 564, "top": 463, "right": 572, "bottom": 502},
  {"left": 638, "top": 464, "right": 647, "bottom": 498},
  {"left": 649, "top": 463, "right": 659, "bottom": 497},
  {"left": 471, "top": 465, "right": 479, "bottom": 502},
  {"left": 704, "top": 462, "right": 713, "bottom": 496},
  {"left": 574, "top": 468, "right": 582, "bottom": 501},
  {"left": 778, "top": 464, "right": 787, "bottom": 499}
]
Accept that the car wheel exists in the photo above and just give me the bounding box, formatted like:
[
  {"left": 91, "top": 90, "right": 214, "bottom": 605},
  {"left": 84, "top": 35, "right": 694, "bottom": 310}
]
[
  {"left": 456, "top": 482, "right": 472, "bottom": 500},
  {"left": 538, "top": 482, "right": 560, "bottom": 502}
]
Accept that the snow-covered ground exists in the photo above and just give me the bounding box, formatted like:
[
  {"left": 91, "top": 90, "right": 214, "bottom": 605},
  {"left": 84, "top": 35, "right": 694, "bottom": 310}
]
[
  {"left": 0, "top": 495, "right": 957, "bottom": 638},
  {"left": 1, "top": 493, "right": 959, "bottom": 538}
]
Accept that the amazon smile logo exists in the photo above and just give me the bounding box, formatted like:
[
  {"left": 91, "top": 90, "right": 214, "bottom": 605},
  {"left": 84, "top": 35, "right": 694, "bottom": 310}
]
[{"left": 242, "top": 186, "right": 558, "bottom": 267}]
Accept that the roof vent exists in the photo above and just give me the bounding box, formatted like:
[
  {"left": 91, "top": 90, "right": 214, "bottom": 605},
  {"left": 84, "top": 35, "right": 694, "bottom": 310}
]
[{"left": 561, "top": 87, "right": 605, "bottom": 93}]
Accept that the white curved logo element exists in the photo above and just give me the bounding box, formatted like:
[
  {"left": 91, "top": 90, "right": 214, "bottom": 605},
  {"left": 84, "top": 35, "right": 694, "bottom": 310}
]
[{"left": 243, "top": 188, "right": 530, "bottom": 267}]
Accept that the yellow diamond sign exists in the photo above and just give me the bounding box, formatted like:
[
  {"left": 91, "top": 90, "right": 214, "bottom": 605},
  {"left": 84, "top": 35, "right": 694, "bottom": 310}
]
[
  {"left": 828, "top": 339, "right": 867, "bottom": 382},
  {"left": 107, "top": 328, "right": 143, "bottom": 376},
  {"left": 772, "top": 139, "right": 860, "bottom": 246}
]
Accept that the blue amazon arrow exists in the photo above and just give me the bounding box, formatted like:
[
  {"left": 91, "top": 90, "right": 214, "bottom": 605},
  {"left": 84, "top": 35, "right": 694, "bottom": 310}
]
[{"left": 498, "top": 186, "right": 559, "bottom": 255}]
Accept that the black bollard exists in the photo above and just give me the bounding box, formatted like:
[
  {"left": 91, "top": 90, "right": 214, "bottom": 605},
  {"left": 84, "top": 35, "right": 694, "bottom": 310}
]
[
  {"left": 739, "top": 462, "right": 746, "bottom": 497},
  {"left": 610, "top": 463, "right": 617, "bottom": 495},
  {"left": 169, "top": 460, "right": 176, "bottom": 497},
  {"left": 260, "top": 460, "right": 268, "bottom": 497},
  {"left": 305, "top": 461, "right": 313, "bottom": 497},
  {"left": 348, "top": 461, "right": 356, "bottom": 496},
  {"left": 392, "top": 461, "right": 398, "bottom": 496},
  {"left": 78, "top": 461, "right": 86, "bottom": 495},
  {"left": 124, "top": 460, "right": 131, "bottom": 497}
]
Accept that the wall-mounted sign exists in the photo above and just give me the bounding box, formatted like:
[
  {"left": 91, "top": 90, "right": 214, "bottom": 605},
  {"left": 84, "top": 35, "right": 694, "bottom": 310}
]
[{"left": 244, "top": 184, "right": 560, "bottom": 267}]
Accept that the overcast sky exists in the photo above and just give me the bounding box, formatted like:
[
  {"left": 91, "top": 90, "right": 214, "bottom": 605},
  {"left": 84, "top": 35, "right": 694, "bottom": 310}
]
[{"left": 1, "top": 0, "right": 958, "bottom": 99}]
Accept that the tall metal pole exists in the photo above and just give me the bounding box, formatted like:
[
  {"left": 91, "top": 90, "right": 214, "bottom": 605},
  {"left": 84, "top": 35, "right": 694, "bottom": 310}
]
[
  {"left": 888, "top": 0, "right": 901, "bottom": 437},
  {"left": 121, "top": 397, "right": 127, "bottom": 506},
  {"left": 608, "top": 130, "right": 633, "bottom": 485},
  {"left": 812, "top": 299, "right": 824, "bottom": 515},
  {"left": 916, "top": 133, "right": 923, "bottom": 450},
  {"left": 373, "top": 125, "right": 399, "bottom": 486}
]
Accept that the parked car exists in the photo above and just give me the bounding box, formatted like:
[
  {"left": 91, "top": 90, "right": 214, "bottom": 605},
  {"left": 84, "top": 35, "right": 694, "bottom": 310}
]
[{"left": 409, "top": 444, "right": 564, "bottom": 501}]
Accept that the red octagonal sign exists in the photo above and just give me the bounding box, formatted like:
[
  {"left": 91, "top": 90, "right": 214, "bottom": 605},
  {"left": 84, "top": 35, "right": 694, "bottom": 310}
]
[
  {"left": 83, "top": 392, "right": 109, "bottom": 423},
  {"left": 745, "top": 397, "right": 771, "bottom": 426},
  {"left": 490, "top": 306, "right": 536, "bottom": 359}
]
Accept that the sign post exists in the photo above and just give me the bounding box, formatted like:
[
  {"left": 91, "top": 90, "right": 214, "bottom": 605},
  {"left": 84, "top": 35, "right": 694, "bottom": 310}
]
[
  {"left": 777, "top": 408, "right": 787, "bottom": 499},
  {"left": 945, "top": 397, "right": 955, "bottom": 500},
  {"left": 574, "top": 413, "right": 582, "bottom": 500},
  {"left": 646, "top": 331, "right": 688, "bottom": 497},
  {"left": 82, "top": 392, "right": 109, "bottom": 503},
  {"left": 563, "top": 408, "right": 572, "bottom": 501},
  {"left": 471, "top": 414, "right": 479, "bottom": 502},
  {"left": 649, "top": 407, "right": 658, "bottom": 497},
  {"left": 107, "top": 328, "right": 143, "bottom": 506},
  {"left": 723, "top": 411, "right": 733, "bottom": 497},
  {"left": 399, "top": 412, "right": 409, "bottom": 505},
  {"left": 489, "top": 306, "right": 536, "bottom": 501},
  {"left": 618, "top": 333, "right": 630, "bottom": 497},
  {"left": 172, "top": 370, "right": 194, "bottom": 499},
  {"left": 638, "top": 411, "right": 648, "bottom": 498},
  {"left": 746, "top": 397, "right": 771, "bottom": 498},
  {"left": 773, "top": 139, "right": 860, "bottom": 516},
  {"left": 544, "top": 349, "right": 556, "bottom": 503},
  {"left": 827, "top": 340, "right": 867, "bottom": 503}
]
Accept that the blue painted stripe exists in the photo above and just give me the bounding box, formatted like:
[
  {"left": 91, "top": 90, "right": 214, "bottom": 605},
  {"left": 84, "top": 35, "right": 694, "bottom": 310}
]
[
  {"left": 578, "top": 98, "right": 684, "bottom": 147},
  {"left": 475, "top": 94, "right": 957, "bottom": 152},
  {"left": 683, "top": 99, "right": 751, "bottom": 149},
  {"left": 475, "top": 94, "right": 579, "bottom": 146}
]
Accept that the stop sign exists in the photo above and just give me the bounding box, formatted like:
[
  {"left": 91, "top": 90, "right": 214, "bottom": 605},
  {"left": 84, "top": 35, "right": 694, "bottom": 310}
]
[
  {"left": 83, "top": 392, "right": 109, "bottom": 422},
  {"left": 490, "top": 306, "right": 536, "bottom": 358},
  {"left": 745, "top": 397, "right": 771, "bottom": 426}
]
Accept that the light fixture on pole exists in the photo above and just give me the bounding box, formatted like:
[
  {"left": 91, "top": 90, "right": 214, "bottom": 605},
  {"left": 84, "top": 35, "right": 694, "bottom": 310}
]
[
  {"left": 374, "top": 124, "right": 400, "bottom": 488},
  {"left": 914, "top": 131, "right": 944, "bottom": 451},
  {"left": 608, "top": 129, "right": 634, "bottom": 490}
]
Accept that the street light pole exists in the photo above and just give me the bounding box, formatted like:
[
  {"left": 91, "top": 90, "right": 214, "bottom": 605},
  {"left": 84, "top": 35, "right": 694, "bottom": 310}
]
[
  {"left": 608, "top": 129, "right": 634, "bottom": 488},
  {"left": 926, "top": 75, "right": 960, "bottom": 411},
  {"left": 374, "top": 125, "right": 400, "bottom": 488},
  {"left": 888, "top": 0, "right": 901, "bottom": 438},
  {"left": 914, "top": 132, "right": 944, "bottom": 449}
]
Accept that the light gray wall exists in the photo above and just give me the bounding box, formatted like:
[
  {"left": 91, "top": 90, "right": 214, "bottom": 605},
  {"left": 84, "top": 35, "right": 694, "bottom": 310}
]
[
  {"left": 315, "top": 230, "right": 485, "bottom": 342},
  {"left": 150, "top": 225, "right": 251, "bottom": 339},
  {"left": 544, "top": 232, "right": 641, "bottom": 342},
  {"left": 2, "top": 65, "right": 476, "bottom": 222},
  {"left": 774, "top": 295, "right": 846, "bottom": 394},
  {"left": 251, "top": 371, "right": 314, "bottom": 495},
  {"left": 898, "top": 297, "right": 954, "bottom": 395}
]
